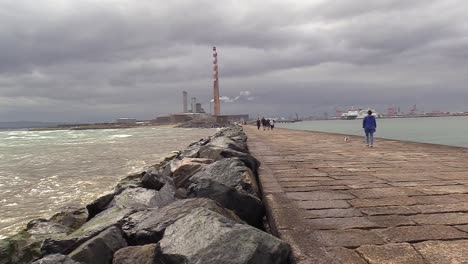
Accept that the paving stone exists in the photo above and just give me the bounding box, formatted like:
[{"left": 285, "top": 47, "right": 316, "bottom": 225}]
[
  {"left": 325, "top": 247, "right": 368, "bottom": 264},
  {"left": 350, "top": 194, "right": 467, "bottom": 208},
  {"left": 307, "top": 217, "right": 379, "bottom": 230},
  {"left": 296, "top": 200, "right": 350, "bottom": 210},
  {"left": 303, "top": 208, "right": 363, "bottom": 219},
  {"left": 378, "top": 225, "right": 468, "bottom": 242},
  {"left": 454, "top": 224, "right": 468, "bottom": 233},
  {"left": 315, "top": 229, "right": 386, "bottom": 247},
  {"left": 388, "top": 181, "right": 460, "bottom": 187},
  {"left": 283, "top": 185, "right": 349, "bottom": 192},
  {"left": 359, "top": 205, "right": 419, "bottom": 216},
  {"left": 410, "top": 185, "right": 468, "bottom": 195},
  {"left": 287, "top": 191, "right": 355, "bottom": 201},
  {"left": 347, "top": 183, "right": 391, "bottom": 189},
  {"left": 357, "top": 243, "right": 425, "bottom": 264},
  {"left": 414, "top": 240, "right": 468, "bottom": 264},
  {"left": 409, "top": 213, "right": 468, "bottom": 225},
  {"left": 350, "top": 187, "right": 424, "bottom": 198},
  {"left": 368, "top": 215, "right": 416, "bottom": 227},
  {"left": 414, "top": 202, "right": 468, "bottom": 214}
]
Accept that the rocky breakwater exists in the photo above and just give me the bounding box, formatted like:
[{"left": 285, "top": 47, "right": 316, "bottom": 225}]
[{"left": 0, "top": 126, "right": 290, "bottom": 264}]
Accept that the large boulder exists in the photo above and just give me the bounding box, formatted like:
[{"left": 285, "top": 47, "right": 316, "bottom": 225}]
[
  {"left": 141, "top": 172, "right": 165, "bottom": 191},
  {"left": 3, "top": 219, "right": 71, "bottom": 264},
  {"left": 169, "top": 158, "right": 213, "bottom": 189},
  {"left": 189, "top": 158, "right": 258, "bottom": 195},
  {"left": 197, "top": 146, "right": 260, "bottom": 173},
  {"left": 157, "top": 207, "right": 290, "bottom": 264},
  {"left": 31, "top": 254, "right": 83, "bottom": 264},
  {"left": 122, "top": 198, "right": 241, "bottom": 245},
  {"left": 68, "top": 227, "right": 127, "bottom": 264},
  {"left": 0, "top": 239, "right": 12, "bottom": 264},
  {"left": 42, "top": 207, "right": 134, "bottom": 255},
  {"left": 113, "top": 172, "right": 145, "bottom": 194},
  {"left": 107, "top": 186, "right": 176, "bottom": 210},
  {"left": 206, "top": 136, "right": 248, "bottom": 153},
  {"left": 113, "top": 244, "right": 169, "bottom": 264},
  {"left": 49, "top": 207, "right": 88, "bottom": 231},
  {"left": 85, "top": 193, "right": 115, "bottom": 221},
  {"left": 187, "top": 180, "right": 264, "bottom": 228}
]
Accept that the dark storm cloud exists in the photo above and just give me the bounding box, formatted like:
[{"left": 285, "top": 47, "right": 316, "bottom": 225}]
[{"left": 0, "top": 0, "right": 467, "bottom": 121}]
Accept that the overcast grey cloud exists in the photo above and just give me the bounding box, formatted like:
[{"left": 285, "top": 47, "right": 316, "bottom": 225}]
[{"left": 1, "top": 0, "right": 467, "bottom": 122}]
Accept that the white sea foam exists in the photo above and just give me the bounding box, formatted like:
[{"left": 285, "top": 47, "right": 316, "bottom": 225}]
[{"left": 109, "top": 134, "right": 133, "bottom": 139}]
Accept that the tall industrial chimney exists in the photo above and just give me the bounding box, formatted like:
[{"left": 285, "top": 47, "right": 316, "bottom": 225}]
[
  {"left": 191, "top": 97, "right": 196, "bottom": 113},
  {"left": 213, "top": 47, "right": 220, "bottom": 116},
  {"left": 182, "top": 91, "right": 188, "bottom": 113}
]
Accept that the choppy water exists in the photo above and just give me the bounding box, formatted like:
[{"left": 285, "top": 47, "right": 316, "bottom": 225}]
[
  {"left": 0, "top": 126, "right": 215, "bottom": 237},
  {"left": 277, "top": 116, "right": 468, "bottom": 148}
]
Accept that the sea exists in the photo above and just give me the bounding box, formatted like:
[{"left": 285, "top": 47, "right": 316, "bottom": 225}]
[
  {"left": 277, "top": 116, "right": 468, "bottom": 148},
  {"left": 0, "top": 126, "right": 215, "bottom": 238}
]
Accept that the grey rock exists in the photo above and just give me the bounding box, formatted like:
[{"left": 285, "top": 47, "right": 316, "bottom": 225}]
[
  {"left": 158, "top": 207, "right": 290, "bottom": 264},
  {"left": 3, "top": 219, "right": 71, "bottom": 264},
  {"left": 122, "top": 198, "right": 241, "bottom": 245},
  {"left": 169, "top": 158, "right": 213, "bottom": 189},
  {"left": 141, "top": 172, "right": 165, "bottom": 191},
  {"left": 69, "top": 227, "right": 127, "bottom": 264},
  {"left": 207, "top": 136, "right": 248, "bottom": 153},
  {"left": 0, "top": 239, "right": 12, "bottom": 264},
  {"left": 108, "top": 187, "right": 175, "bottom": 210},
  {"left": 190, "top": 158, "right": 259, "bottom": 195},
  {"left": 31, "top": 254, "right": 83, "bottom": 264},
  {"left": 113, "top": 244, "right": 175, "bottom": 264},
  {"left": 197, "top": 146, "right": 260, "bottom": 173},
  {"left": 42, "top": 207, "right": 134, "bottom": 255},
  {"left": 49, "top": 207, "right": 88, "bottom": 231},
  {"left": 114, "top": 172, "right": 145, "bottom": 194},
  {"left": 187, "top": 180, "right": 264, "bottom": 228},
  {"left": 86, "top": 193, "right": 115, "bottom": 221}
]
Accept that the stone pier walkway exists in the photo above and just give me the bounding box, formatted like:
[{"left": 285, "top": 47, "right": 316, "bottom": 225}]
[{"left": 244, "top": 126, "right": 468, "bottom": 264}]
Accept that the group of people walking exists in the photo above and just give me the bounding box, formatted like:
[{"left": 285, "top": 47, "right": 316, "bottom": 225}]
[
  {"left": 253, "top": 111, "right": 376, "bottom": 147},
  {"left": 256, "top": 117, "right": 275, "bottom": 131}
]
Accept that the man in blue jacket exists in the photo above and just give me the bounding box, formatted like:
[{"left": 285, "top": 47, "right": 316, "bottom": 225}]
[{"left": 363, "top": 110, "right": 377, "bottom": 147}]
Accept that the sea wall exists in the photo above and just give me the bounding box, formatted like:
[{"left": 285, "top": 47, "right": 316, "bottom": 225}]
[{"left": 0, "top": 126, "right": 290, "bottom": 264}]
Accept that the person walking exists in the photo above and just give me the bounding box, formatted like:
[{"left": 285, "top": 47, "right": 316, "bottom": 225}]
[
  {"left": 270, "top": 119, "right": 275, "bottom": 130},
  {"left": 363, "top": 110, "right": 377, "bottom": 147},
  {"left": 261, "top": 117, "right": 267, "bottom": 131},
  {"left": 256, "top": 118, "right": 261, "bottom": 130}
]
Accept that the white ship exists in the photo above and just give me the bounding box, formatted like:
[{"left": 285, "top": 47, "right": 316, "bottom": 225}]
[
  {"left": 341, "top": 109, "right": 382, "bottom": 120},
  {"left": 340, "top": 110, "right": 359, "bottom": 120},
  {"left": 356, "top": 109, "right": 382, "bottom": 119}
]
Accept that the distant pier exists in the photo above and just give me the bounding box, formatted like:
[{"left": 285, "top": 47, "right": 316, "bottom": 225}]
[{"left": 244, "top": 126, "right": 468, "bottom": 264}]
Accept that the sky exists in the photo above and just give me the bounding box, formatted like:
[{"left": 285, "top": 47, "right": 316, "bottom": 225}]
[{"left": 1, "top": 0, "right": 468, "bottom": 122}]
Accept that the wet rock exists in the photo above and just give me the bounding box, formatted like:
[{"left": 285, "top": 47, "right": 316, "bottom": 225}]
[
  {"left": 0, "top": 239, "right": 12, "bottom": 264},
  {"left": 157, "top": 207, "right": 290, "bottom": 264},
  {"left": 31, "top": 254, "right": 83, "bottom": 264},
  {"left": 3, "top": 219, "right": 71, "bottom": 264},
  {"left": 114, "top": 172, "right": 145, "bottom": 194},
  {"left": 197, "top": 146, "right": 260, "bottom": 173},
  {"left": 190, "top": 158, "right": 259, "bottom": 195},
  {"left": 68, "top": 226, "right": 127, "bottom": 264},
  {"left": 86, "top": 193, "right": 115, "bottom": 221},
  {"left": 207, "top": 136, "right": 248, "bottom": 153},
  {"left": 108, "top": 186, "right": 176, "bottom": 210},
  {"left": 122, "top": 198, "right": 241, "bottom": 245},
  {"left": 187, "top": 180, "right": 264, "bottom": 228},
  {"left": 42, "top": 207, "right": 134, "bottom": 255},
  {"left": 50, "top": 207, "right": 88, "bottom": 231},
  {"left": 113, "top": 244, "right": 161, "bottom": 264},
  {"left": 141, "top": 172, "right": 165, "bottom": 191},
  {"left": 170, "top": 158, "right": 213, "bottom": 189}
]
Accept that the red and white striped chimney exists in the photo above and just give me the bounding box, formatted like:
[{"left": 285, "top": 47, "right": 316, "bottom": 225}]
[{"left": 213, "top": 46, "right": 220, "bottom": 116}]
